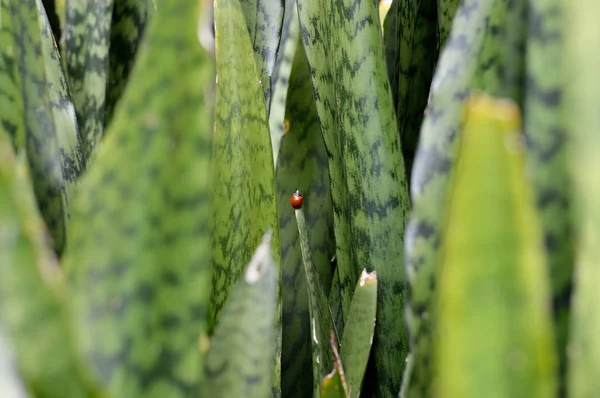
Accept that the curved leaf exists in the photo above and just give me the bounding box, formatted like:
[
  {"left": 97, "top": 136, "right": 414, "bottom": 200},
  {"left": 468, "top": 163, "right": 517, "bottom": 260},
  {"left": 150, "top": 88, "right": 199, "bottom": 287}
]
[
  {"left": 0, "top": 131, "right": 102, "bottom": 398},
  {"left": 564, "top": 1, "right": 600, "bottom": 396},
  {"left": 64, "top": 0, "right": 114, "bottom": 161},
  {"left": 278, "top": 38, "right": 335, "bottom": 398},
  {"left": 434, "top": 94, "right": 556, "bottom": 398},
  {"left": 204, "top": 232, "right": 278, "bottom": 398},
  {"left": 523, "top": 0, "right": 571, "bottom": 393},
  {"left": 297, "top": 0, "right": 411, "bottom": 393},
  {"left": 62, "top": 0, "right": 214, "bottom": 395},
  {"left": 404, "top": 0, "right": 495, "bottom": 396}
]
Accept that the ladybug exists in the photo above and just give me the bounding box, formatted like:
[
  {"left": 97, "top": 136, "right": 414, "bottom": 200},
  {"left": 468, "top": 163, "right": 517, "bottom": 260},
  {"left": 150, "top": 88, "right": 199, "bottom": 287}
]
[{"left": 290, "top": 190, "right": 304, "bottom": 209}]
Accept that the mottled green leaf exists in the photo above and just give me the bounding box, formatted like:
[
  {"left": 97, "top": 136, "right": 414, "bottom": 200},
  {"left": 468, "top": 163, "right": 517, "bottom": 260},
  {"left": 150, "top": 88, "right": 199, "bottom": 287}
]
[
  {"left": 239, "top": 0, "right": 284, "bottom": 107},
  {"left": 339, "top": 270, "right": 377, "bottom": 398},
  {"left": 297, "top": 0, "right": 411, "bottom": 393},
  {"left": 62, "top": 0, "right": 214, "bottom": 396},
  {"left": 296, "top": 208, "right": 337, "bottom": 397},
  {"left": 269, "top": 0, "right": 299, "bottom": 166},
  {"left": 404, "top": 1, "right": 495, "bottom": 396},
  {"left": 434, "top": 94, "right": 556, "bottom": 398},
  {"left": 0, "top": 326, "right": 30, "bottom": 398},
  {"left": 328, "top": 266, "right": 344, "bottom": 338},
  {"left": 278, "top": 38, "right": 335, "bottom": 398},
  {"left": 383, "top": 0, "right": 438, "bottom": 181},
  {"left": 64, "top": 0, "right": 114, "bottom": 161},
  {"left": 105, "top": 0, "right": 151, "bottom": 124},
  {"left": 523, "top": 1, "right": 571, "bottom": 393},
  {"left": 321, "top": 333, "right": 349, "bottom": 398},
  {"left": 564, "top": 2, "right": 600, "bottom": 396},
  {"left": 211, "top": 0, "right": 281, "bottom": 392},
  {"left": 41, "top": 0, "right": 62, "bottom": 44},
  {"left": 204, "top": 232, "right": 278, "bottom": 398},
  {"left": 37, "top": 0, "right": 85, "bottom": 202},
  {"left": 436, "top": 0, "right": 460, "bottom": 49},
  {"left": 0, "top": 131, "right": 102, "bottom": 398},
  {"left": 9, "top": 0, "right": 72, "bottom": 256}
]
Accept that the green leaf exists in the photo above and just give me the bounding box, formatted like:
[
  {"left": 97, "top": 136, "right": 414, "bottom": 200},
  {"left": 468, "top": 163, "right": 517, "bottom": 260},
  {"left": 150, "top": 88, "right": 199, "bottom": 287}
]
[
  {"left": 211, "top": 0, "right": 281, "bottom": 392},
  {"left": 297, "top": 0, "right": 411, "bottom": 393},
  {"left": 383, "top": 0, "right": 438, "bottom": 181},
  {"left": 296, "top": 207, "right": 337, "bottom": 397},
  {"left": 434, "top": 94, "right": 556, "bottom": 398},
  {"left": 0, "top": 131, "right": 102, "bottom": 398},
  {"left": 64, "top": 0, "right": 114, "bottom": 161},
  {"left": 278, "top": 38, "right": 335, "bottom": 398},
  {"left": 436, "top": 0, "right": 460, "bottom": 49},
  {"left": 321, "top": 333, "right": 349, "bottom": 398},
  {"left": 204, "top": 232, "right": 278, "bottom": 398},
  {"left": 269, "top": 0, "right": 300, "bottom": 166},
  {"left": 37, "top": 0, "right": 85, "bottom": 203},
  {"left": 404, "top": 0, "right": 495, "bottom": 396},
  {"left": 239, "top": 0, "right": 284, "bottom": 107},
  {"left": 564, "top": 1, "right": 600, "bottom": 396},
  {"left": 105, "top": 0, "right": 152, "bottom": 124},
  {"left": 41, "top": 0, "right": 62, "bottom": 44},
  {"left": 62, "top": 0, "right": 214, "bottom": 396},
  {"left": 339, "top": 270, "right": 377, "bottom": 397},
  {"left": 523, "top": 0, "right": 571, "bottom": 393}
]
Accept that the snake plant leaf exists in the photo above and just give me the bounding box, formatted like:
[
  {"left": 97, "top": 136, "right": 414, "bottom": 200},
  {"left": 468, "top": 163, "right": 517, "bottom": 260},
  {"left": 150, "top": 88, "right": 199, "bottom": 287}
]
[
  {"left": 238, "top": 0, "right": 284, "bottom": 107},
  {"left": 383, "top": 0, "right": 438, "bottom": 181},
  {"left": 41, "top": 0, "right": 62, "bottom": 44},
  {"left": 0, "top": 326, "right": 30, "bottom": 398},
  {"left": 296, "top": 208, "right": 337, "bottom": 397},
  {"left": 10, "top": 0, "right": 73, "bottom": 256},
  {"left": 62, "top": 0, "right": 214, "bottom": 395},
  {"left": 278, "top": 38, "right": 335, "bottom": 398},
  {"left": 204, "top": 232, "right": 278, "bottom": 398},
  {"left": 0, "top": 131, "right": 103, "bottom": 398},
  {"left": 564, "top": 1, "right": 600, "bottom": 396},
  {"left": 405, "top": 0, "right": 495, "bottom": 396},
  {"left": 321, "top": 333, "right": 349, "bottom": 398},
  {"left": 269, "top": 0, "right": 299, "bottom": 166},
  {"left": 523, "top": 0, "right": 571, "bottom": 392},
  {"left": 105, "top": 0, "right": 151, "bottom": 125},
  {"left": 211, "top": 0, "right": 280, "bottom": 330},
  {"left": 297, "top": 0, "right": 411, "bottom": 393},
  {"left": 437, "top": 0, "right": 460, "bottom": 49},
  {"left": 64, "top": 0, "right": 114, "bottom": 161},
  {"left": 339, "top": 270, "right": 377, "bottom": 398},
  {"left": 435, "top": 94, "right": 557, "bottom": 398},
  {"left": 37, "top": 0, "right": 85, "bottom": 202}
]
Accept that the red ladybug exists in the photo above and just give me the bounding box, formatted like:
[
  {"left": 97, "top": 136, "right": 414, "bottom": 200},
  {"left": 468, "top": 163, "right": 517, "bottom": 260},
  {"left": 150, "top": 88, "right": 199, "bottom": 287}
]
[{"left": 290, "top": 190, "right": 304, "bottom": 209}]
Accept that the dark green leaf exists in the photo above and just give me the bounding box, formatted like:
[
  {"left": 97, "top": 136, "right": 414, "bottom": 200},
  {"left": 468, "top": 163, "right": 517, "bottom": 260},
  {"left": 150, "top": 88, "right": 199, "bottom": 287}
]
[
  {"left": 278, "top": 37, "right": 335, "bottom": 398},
  {"left": 523, "top": 1, "right": 571, "bottom": 393},
  {"left": 64, "top": 0, "right": 114, "bottom": 161},
  {"left": 204, "top": 232, "right": 278, "bottom": 398},
  {"left": 404, "top": 1, "right": 495, "bottom": 396},
  {"left": 62, "top": 0, "right": 214, "bottom": 395},
  {"left": 436, "top": 0, "right": 460, "bottom": 49}
]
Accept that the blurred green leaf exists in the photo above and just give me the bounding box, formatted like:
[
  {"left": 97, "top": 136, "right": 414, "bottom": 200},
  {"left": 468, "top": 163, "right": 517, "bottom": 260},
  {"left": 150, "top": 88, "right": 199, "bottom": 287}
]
[
  {"left": 204, "top": 232, "right": 278, "bottom": 398},
  {"left": 239, "top": 0, "right": 284, "bottom": 107},
  {"left": 105, "top": 0, "right": 152, "bottom": 124},
  {"left": 383, "top": 0, "right": 438, "bottom": 180},
  {"left": 64, "top": 0, "right": 114, "bottom": 161},
  {"left": 0, "top": 325, "right": 30, "bottom": 398},
  {"left": 0, "top": 131, "right": 102, "bottom": 398},
  {"left": 278, "top": 37, "right": 335, "bottom": 398},
  {"left": 436, "top": 0, "right": 460, "bottom": 49},
  {"left": 523, "top": 0, "right": 571, "bottom": 393},
  {"left": 297, "top": 0, "right": 411, "bottom": 393},
  {"left": 339, "top": 270, "right": 377, "bottom": 398},
  {"left": 435, "top": 94, "right": 556, "bottom": 398},
  {"left": 62, "top": 0, "right": 214, "bottom": 395},
  {"left": 296, "top": 208, "right": 337, "bottom": 397},
  {"left": 404, "top": 0, "right": 495, "bottom": 395},
  {"left": 269, "top": 0, "right": 299, "bottom": 166},
  {"left": 321, "top": 333, "right": 349, "bottom": 398},
  {"left": 564, "top": 1, "right": 600, "bottom": 396}
]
